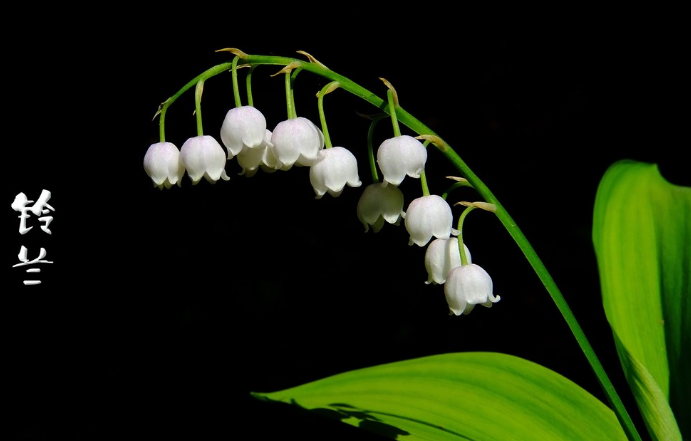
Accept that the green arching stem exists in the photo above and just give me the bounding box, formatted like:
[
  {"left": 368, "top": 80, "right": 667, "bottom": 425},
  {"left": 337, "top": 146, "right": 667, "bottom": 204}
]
[
  {"left": 284, "top": 70, "right": 295, "bottom": 119},
  {"left": 420, "top": 171, "right": 430, "bottom": 197},
  {"left": 231, "top": 55, "right": 242, "bottom": 108},
  {"left": 156, "top": 62, "right": 234, "bottom": 142},
  {"left": 246, "top": 65, "right": 257, "bottom": 107},
  {"left": 318, "top": 81, "right": 340, "bottom": 149},
  {"left": 194, "top": 80, "right": 204, "bottom": 137},
  {"left": 456, "top": 206, "right": 474, "bottom": 266},
  {"left": 441, "top": 180, "right": 474, "bottom": 200},
  {"left": 419, "top": 139, "right": 432, "bottom": 196},
  {"left": 366, "top": 115, "right": 386, "bottom": 183},
  {"left": 155, "top": 52, "right": 642, "bottom": 441},
  {"left": 386, "top": 89, "right": 402, "bottom": 137}
]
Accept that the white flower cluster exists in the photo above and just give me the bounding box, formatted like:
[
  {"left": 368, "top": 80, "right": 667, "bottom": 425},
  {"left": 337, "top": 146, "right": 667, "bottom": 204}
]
[
  {"left": 144, "top": 105, "right": 362, "bottom": 197},
  {"left": 144, "top": 105, "right": 499, "bottom": 316},
  {"left": 358, "top": 134, "right": 500, "bottom": 316}
]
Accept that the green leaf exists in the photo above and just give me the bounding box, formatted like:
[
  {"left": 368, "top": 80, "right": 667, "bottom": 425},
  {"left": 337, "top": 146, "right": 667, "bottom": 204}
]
[
  {"left": 253, "top": 352, "right": 627, "bottom": 441},
  {"left": 592, "top": 160, "right": 690, "bottom": 441}
]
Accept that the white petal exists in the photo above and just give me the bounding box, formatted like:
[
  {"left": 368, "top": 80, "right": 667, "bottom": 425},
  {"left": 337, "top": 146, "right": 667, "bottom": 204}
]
[
  {"left": 405, "top": 195, "right": 453, "bottom": 247},
  {"left": 220, "top": 105, "right": 267, "bottom": 158},
  {"left": 424, "top": 237, "right": 471, "bottom": 284},
  {"left": 309, "top": 147, "right": 361, "bottom": 199},
  {"left": 143, "top": 142, "right": 185, "bottom": 189},
  {"left": 376, "top": 135, "right": 427, "bottom": 186},
  {"left": 444, "top": 264, "right": 499, "bottom": 316},
  {"left": 356, "top": 183, "right": 405, "bottom": 232},
  {"left": 180, "top": 135, "right": 229, "bottom": 184},
  {"left": 271, "top": 117, "right": 324, "bottom": 169}
]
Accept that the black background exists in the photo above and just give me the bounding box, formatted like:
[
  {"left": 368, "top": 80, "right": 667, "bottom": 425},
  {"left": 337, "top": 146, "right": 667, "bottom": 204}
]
[{"left": 4, "top": 8, "right": 685, "bottom": 441}]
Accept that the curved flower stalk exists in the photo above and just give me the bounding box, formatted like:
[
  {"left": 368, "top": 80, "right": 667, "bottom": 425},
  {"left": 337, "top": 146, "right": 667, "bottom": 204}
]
[
  {"left": 425, "top": 237, "right": 471, "bottom": 285},
  {"left": 143, "top": 141, "right": 185, "bottom": 189},
  {"left": 220, "top": 105, "right": 268, "bottom": 159},
  {"left": 309, "top": 146, "right": 362, "bottom": 198},
  {"left": 146, "top": 48, "right": 643, "bottom": 441},
  {"left": 405, "top": 194, "right": 457, "bottom": 247},
  {"left": 376, "top": 134, "right": 427, "bottom": 187},
  {"left": 180, "top": 135, "right": 230, "bottom": 184},
  {"left": 444, "top": 263, "right": 500, "bottom": 315},
  {"left": 356, "top": 183, "right": 405, "bottom": 233}
]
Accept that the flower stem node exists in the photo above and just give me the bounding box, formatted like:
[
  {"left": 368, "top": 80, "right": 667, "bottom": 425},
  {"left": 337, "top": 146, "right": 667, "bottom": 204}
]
[
  {"left": 143, "top": 142, "right": 185, "bottom": 190},
  {"left": 356, "top": 183, "right": 405, "bottom": 233},
  {"left": 425, "top": 237, "right": 471, "bottom": 285},
  {"left": 270, "top": 117, "right": 325, "bottom": 169},
  {"left": 180, "top": 135, "right": 230, "bottom": 184},
  {"left": 405, "top": 195, "right": 457, "bottom": 247},
  {"left": 376, "top": 135, "right": 427, "bottom": 187},
  {"left": 444, "top": 264, "right": 500, "bottom": 316},
  {"left": 220, "top": 105, "right": 268, "bottom": 159},
  {"left": 309, "top": 147, "right": 362, "bottom": 199}
]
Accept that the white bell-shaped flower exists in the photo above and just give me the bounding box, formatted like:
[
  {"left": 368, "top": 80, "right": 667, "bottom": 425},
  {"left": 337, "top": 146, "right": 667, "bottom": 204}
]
[
  {"left": 309, "top": 147, "right": 362, "bottom": 199},
  {"left": 220, "top": 105, "right": 267, "bottom": 159},
  {"left": 405, "top": 195, "right": 456, "bottom": 247},
  {"left": 236, "top": 129, "right": 278, "bottom": 177},
  {"left": 180, "top": 135, "right": 230, "bottom": 184},
  {"left": 444, "top": 263, "right": 500, "bottom": 315},
  {"left": 356, "top": 183, "right": 405, "bottom": 233},
  {"left": 143, "top": 142, "right": 185, "bottom": 190},
  {"left": 271, "top": 117, "right": 324, "bottom": 169},
  {"left": 424, "top": 237, "right": 471, "bottom": 285},
  {"left": 376, "top": 134, "right": 427, "bottom": 186}
]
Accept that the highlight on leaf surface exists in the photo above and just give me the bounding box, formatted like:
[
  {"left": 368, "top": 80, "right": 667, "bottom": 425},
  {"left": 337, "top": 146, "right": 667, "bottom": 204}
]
[
  {"left": 252, "top": 352, "right": 628, "bottom": 441},
  {"left": 592, "top": 159, "right": 690, "bottom": 441}
]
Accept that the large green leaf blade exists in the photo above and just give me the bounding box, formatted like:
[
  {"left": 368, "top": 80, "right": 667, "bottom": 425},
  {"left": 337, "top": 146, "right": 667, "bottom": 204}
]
[
  {"left": 592, "top": 160, "right": 690, "bottom": 440},
  {"left": 253, "top": 352, "right": 627, "bottom": 441}
]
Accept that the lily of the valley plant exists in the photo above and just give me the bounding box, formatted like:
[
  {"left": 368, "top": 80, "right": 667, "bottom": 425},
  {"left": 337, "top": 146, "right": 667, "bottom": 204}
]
[{"left": 144, "top": 48, "right": 689, "bottom": 441}]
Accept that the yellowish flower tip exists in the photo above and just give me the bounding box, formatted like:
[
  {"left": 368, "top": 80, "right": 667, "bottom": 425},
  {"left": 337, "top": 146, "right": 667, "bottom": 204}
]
[
  {"left": 455, "top": 201, "right": 497, "bottom": 213},
  {"left": 446, "top": 176, "right": 469, "bottom": 183},
  {"left": 270, "top": 61, "right": 302, "bottom": 77},
  {"left": 296, "top": 50, "right": 329, "bottom": 69},
  {"left": 379, "top": 77, "right": 400, "bottom": 106},
  {"left": 215, "top": 47, "right": 249, "bottom": 59},
  {"left": 415, "top": 134, "right": 446, "bottom": 150},
  {"left": 318, "top": 81, "right": 341, "bottom": 97}
]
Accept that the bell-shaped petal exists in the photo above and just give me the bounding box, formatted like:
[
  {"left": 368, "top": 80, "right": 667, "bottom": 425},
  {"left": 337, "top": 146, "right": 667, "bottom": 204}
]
[
  {"left": 271, "top": 117, "right": 324, "bottom": 169},
  {"left": 220, "top": 105, "right": 267, "bottom": 158},
  {"left": 444, "top": 263, "right": 500, "bottom": 315},
  {"left": 309, "top": 147, "right": 362, "bottom": 199},
  {"left": 405, "top": 195, "right": 455, "bottom": 247},
  {"left": 180, "top": 135, "right": 230, "bottom": 184},
  {"left": 143, "top": 142, "right": 185, "bottom": 190},
  {"left": 356, "top": 183, "right": 405, "bottom": 233},
  {"left": 236, "top": 129, "right": 278, "bottom": 177},
  {"left": 425, "top": 237, "right": 471, "bottom": 285},
  {"left": 376, "top": 135, "right": 427, "bottom": 186}
]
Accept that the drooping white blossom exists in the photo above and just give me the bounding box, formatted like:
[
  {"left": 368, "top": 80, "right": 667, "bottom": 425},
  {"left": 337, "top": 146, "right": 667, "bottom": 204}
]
[
  {"left": 220, "top": 105, "right": 267, "bottom": 159},
  {"left": 143, "top": 142, "right": 185, "bottom": 190},
  {"left": 444, "top": 263, "right": 500, "bottom": 315},
  {"left": 424, "top": 237, "right": 471, "bottom": 285},
  {"left": 404, "top": 195, "right": 456, "bottom": 247},
  {"left": 180, "top": 135, "right": 230, "bottom": 184},
  {"left": 376, "top": 135, "right": 427, "bottom": 186},
  {"left": 309, "top": 147, "right": 362, "bottom": 199},
  {"left": 271, "top": 117, "right": 324, "bottom": 169},
  {"left": 236, "top": 129, "right": 278, "bottom": 177},
  {"left": 356, "top": 183, "right": 405, "bottom": 233}
]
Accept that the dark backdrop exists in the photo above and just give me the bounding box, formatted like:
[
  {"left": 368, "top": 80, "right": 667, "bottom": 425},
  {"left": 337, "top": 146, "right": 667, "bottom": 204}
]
[{"left": 4, "top": 10, "right": 685, "bottom": 441}]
